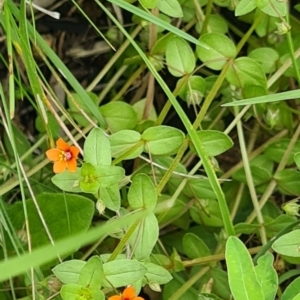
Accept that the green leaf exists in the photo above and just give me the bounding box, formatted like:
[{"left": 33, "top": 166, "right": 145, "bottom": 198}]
[
  {"left": 103, "top": 259, "right": 147, "bottom": 287},
  {"left": 235, "top": 0, "right": 256, "bottom": 16},
  {"left": 128, "top": 174, "right": 157, "bottom": 211},
  {"left": 255, "top": 253, "right": 277, "bottom": 300},
  {"left": 142, "top": 125, "right": 185, "bottom": 155},
  {"left": 233, "top": 155, "right": 273, "bottom": 187},
  {"left": 100, "top": 184, "right": 121, "bottom": 212},
  {"left": 243, "top": 85, "right": 267, "bottom": 99},
  {"left": 274, "top": 169, "right": 300, "bottom": 196},
  {"left": 60, "top": 283, "right": 83, "bottom": 300},
  {"left": 132, "top": 98, "right": 157, "bottom": 122},
  {"left": 294, "top": 152, "right": 300, "bottom": 170},
  {"left": 282, "top": 277, "right": 300, "bottom": 300},
  {"left": 95, "top": 165, "right": 125, "bottom": 188},
  {"left": 78, "top": 256, "right": 104, "bottom": 288},
  {"left": 226, "top": 236, "right": 264, "bottom": 300},
  {"left": 84, "top": 128, "right": 111, "bottom": 166},
  {"left": 197, "top": 14, "right": 228, "bottom": 35},
  {"left": 6, "top": 193, "right": 94, "bottom": 248},
  {"left": 52, "top": 260, "right": 86, "bottom": 284},
  {"left": 61, "top": 284, "right": 104, "bottom": 300},
  {"left": 129, "top": 213, "right": 159, "bottom": 260},
  {"left": 248, "top": 47, "right": 279, "bottom": 74},
  {"left": 183, "top": 233, "right": 211, "bottom": 259},
  {"left": 143, "top": 262, "right": 172, "bottom": 284},
  {"left": 177, "top": 75, "right": 206, "bottom": 106},
  {"left": 184, "top": 177, "right": 217, "bottom": 199},
  {"left": 196, "top": 33, "right": 236, "bottom": 70},
  {"left": 189, "top": 199, "right": 223, "bottom": 227},
  {"left": 80, "top": 163, "right": 100, "bottom": 194},
  {"left": 264, "top": 139, "right": 300, "bottom": 166},
  {"left": 197, "top": 268, "right": 231, "bottom": 299},
  {"left": 165, "top": 36, "right": 195, "bottom": 77},
  {"left": 272, "top": 229, "right": 300, "bottom": 257},
  {"left": 259, "top": 0, "right": 287, "bottom": 17},
  {"left": 109, "top": 130, "right": 143, "bottom": 159},
  {"left": 52, "top": 169, "right": 81, "bottom": 193},
  {"left": 156, "top": 195, "right": 187, "bottom": 226},
  {"left": 157, "top": 0, "right": 183, "bottom": 18},
  {"left": 191, "top": 130, "right": 233, "bottom": 156},
  {"left": 139, "top": 0, "right": 159, "bottom": 9},
  {"left": 255, "top": 0, "right": 268, "bottom": 9},
  {"left": 226, "top": 57, "right": 267, "bottom": 88},
  {"left": 99, "top": 102, "right": 138, "bottom": 132},
  {"left": 209, "top": 268, "right": 231, "bottom": 299}
]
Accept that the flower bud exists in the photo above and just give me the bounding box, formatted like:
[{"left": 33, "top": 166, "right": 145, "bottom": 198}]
[{"left": 282, "top": 199, "right": 300, "bottom": 217}]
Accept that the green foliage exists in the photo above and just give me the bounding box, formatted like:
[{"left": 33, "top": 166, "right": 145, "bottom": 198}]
[
  {"left": 226, "top": 237, "right": 265, "bottom": 299},
  {"left": 2, "top": 0, "right": 300, "bottom": 298},
  {"left": 166, "top": 36, "right": 195, "bottom": 77},
  {"left": 6, "top": 193, "right": 94, "bottom": 248},
  {"left": 196, "top": 33, "right": 236, "bottom": 70}
]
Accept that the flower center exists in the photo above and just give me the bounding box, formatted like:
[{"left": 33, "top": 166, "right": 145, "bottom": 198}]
[
  {"left": 64, "top": 151, "right": 72, "bottom": 161},
  {"left": 59, "top": 151, "right": 72, "bottom": 161}
]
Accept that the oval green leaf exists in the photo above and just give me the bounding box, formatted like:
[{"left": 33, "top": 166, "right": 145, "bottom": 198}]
[
  {"left": 166, "top": 36, "right": 195, "bottom": 77},
  {"left": 52, "top": 169, "right": 81, "bottom": 193},
  {"left": 183, "top": 233, "right": 211, "bottom": 259},
  {"left": 191, "top": 130, "right": 233, "bottom": 156},
  {"left": 100, "top": 184, "right": 121, "bottom": 212},
  {"left": 282, "top": 277, "right": 300, "bottom": 300},
  {"left": 248, "top": 47, "right": 279, "bottom": 74},
  {"left": 196, "top": 33, "right": 236, "bottom": 70},
  {"left": 84, "top": 128, "right": 111, "bottom": 166},
  {"left": 52, "top": 260, "right": 86, "bottom": 284},
  {"left": 99, "top": 102, "right": 138, "bottom": 132},
  {"left": 103, "top": 259, "right": 147, "bottom": 287},
  {"left": 226, "top": 236, "right": 265, "bottom": 300},
  {"left": 142, "top": 125, "right": 185, "bottom": 155},
  {"left": 109, "top": 130, "right": 143, "bottom": 159},
  {"left": 128, "top": 173, "right": 157, "bottom": 211},
  {"left": 157, "top": 0, "right": 183, "bottom": 18},
  {"left": 226, "top": 57, "right": 267, "bottom": 88},
  {"left": 129, "top": 212, "right": 159, "bottom": 260},
  {"left": 255, "top": 253, "right": 278, "bottom": 300}
]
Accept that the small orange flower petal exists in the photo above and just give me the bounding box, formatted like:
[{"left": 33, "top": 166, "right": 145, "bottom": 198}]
[
  {"left": 67, "top": 158, "right": 77, "bottom": 172},
  {"left": 123, "top": 286, "right": 136, "bottom": 299},
  {"left": 46, "top": 148, "right": 61, "bottom": 161},
  {"left": 56, "top": 138, "right": 70, "bottom": 151},
  {"left": 53, "top": 161, "right": 67, "bottom": 173},
  {"left": 69, "top": 145, "right": 80, "bottom": 159},
  {"left": 134, "top": 297, "right": 145, "bottom": 300},
  {"left": 108, "top": 296, "right": 122, "bottom": 300}
]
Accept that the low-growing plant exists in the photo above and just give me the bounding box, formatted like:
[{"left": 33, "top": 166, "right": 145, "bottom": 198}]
[{"left": 1, "top": 0, "right": 300, "bottom": 299}]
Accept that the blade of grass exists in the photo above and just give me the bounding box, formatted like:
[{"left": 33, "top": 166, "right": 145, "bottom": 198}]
[
  {"left": 0, "top": 210, "right": 148, "bottom": 281},
  {"left": 223, "top": 89, "right": 300, "bottom": 106},
  {"left": 3, "top": 3, "right": 15, "bottom": 119}
]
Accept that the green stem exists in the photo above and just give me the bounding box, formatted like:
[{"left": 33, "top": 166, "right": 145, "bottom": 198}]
[
  {"left": 200, "top": 0, "right": 213, "bottom": 35},
  {"left": 286, "top": 12, "right": 300, "bottom": 86}
]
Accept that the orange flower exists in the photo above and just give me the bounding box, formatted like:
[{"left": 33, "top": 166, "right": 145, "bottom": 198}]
[
  {"left": 108, "top": 286, "right": 144, "bottom": 300},
  {"left": 46, "top": 138, "right": 79, "bottom": 173}
]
